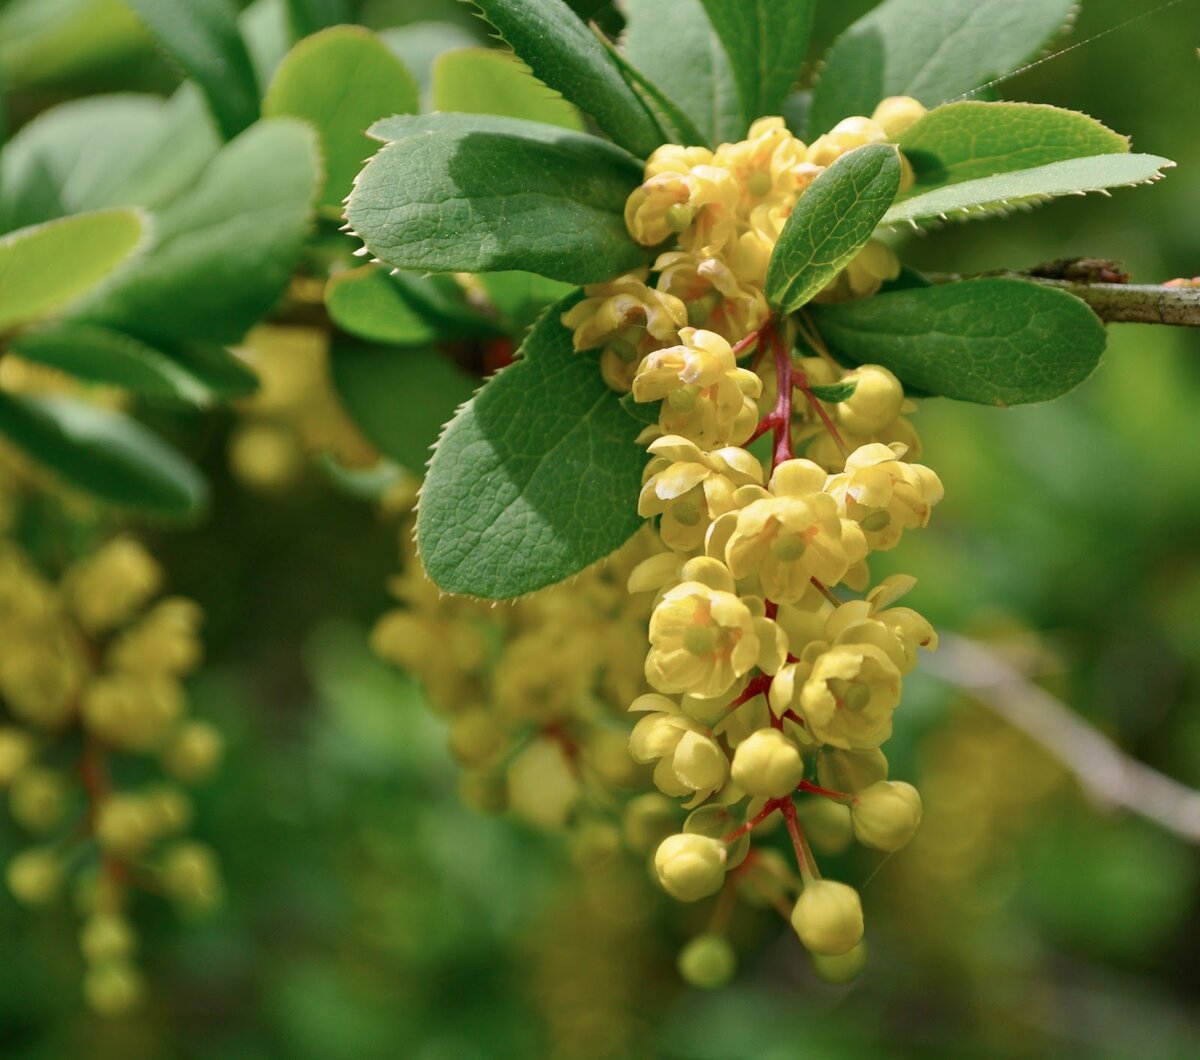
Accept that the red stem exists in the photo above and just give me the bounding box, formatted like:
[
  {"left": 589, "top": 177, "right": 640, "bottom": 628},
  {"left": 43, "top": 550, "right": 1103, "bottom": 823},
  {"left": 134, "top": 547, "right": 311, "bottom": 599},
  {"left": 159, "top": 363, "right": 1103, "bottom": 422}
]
[
  {"left": 720, "top": 797, "right": 782, "bottom": 844},
  {"left": 798, "top": 779, "right": 852, "bottom": 802},
  {"left": 768, "top": 325, "right": 794, "bottom": 470},
  {"left": 780, "top": 798, "right": 819, "bottom": 880}
]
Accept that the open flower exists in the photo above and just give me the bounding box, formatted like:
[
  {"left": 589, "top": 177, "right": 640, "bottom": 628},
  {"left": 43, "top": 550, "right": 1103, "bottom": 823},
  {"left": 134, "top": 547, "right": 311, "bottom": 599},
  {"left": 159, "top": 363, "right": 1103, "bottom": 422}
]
[
  {"left": 629, "top": 694, "right": 728, "bottom": 806},
  {"left": 799, "top": 643, "right": 903, "bottom": 750},
  {"left": 826, "top": 443, "right": 943, "bottom": 550},
  {"left": 561, "top": 271, "right": 687, "bottom": 353}
]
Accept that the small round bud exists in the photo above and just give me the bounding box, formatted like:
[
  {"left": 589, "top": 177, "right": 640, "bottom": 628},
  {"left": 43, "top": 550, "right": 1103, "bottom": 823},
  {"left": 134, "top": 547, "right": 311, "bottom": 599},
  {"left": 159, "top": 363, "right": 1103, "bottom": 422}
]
[
  {"left": 678, "top": 934, "right": 737, "bottom": 988},
  {"left": 507, "top": 738, "right": 581, "bottom": 830},
  {"left": 870, "top": 95, "right": 927, "bottom": 139},
  {"left": 665, "top": 202, "right": 695, "bottom": 232},
  {"left": 730, "top": 729, "right": 804, "bottom": 799},
  {"left": 851, "top": 781, "right": 922, "bottom": 852},
  {"left": 791, "top": 880, "right": 864, "bottom": 956},
  {"left": 654, "top": 833, "right": 727, "bottom": 902},
  {"left": 0, "top": 726, "right": 35, "bottom": 787},
  {"left": 80, "top": 914, "right": 136, "bottom": 963},
  {"left": 447, "top": 709, "right": 506, "bottom": 767},
  {"left": 812, "top": 939, "right": 867, "bottom": 984},
  {"left": 622, "top": 793, "right": 677, "bottom": 854},
  {"left": 228, "top": 422, "right": 305, "bottom": 492},
  {"left": 6, "top": 848, "right": 63, "bottom": 905},
  {"left": 162, "top": 720, "right": 223, "bottom": 784},
  {"left": 161, "top": 841, "right": 222, "bottom": 914},
  {"left": 96, "top": 794, "right": 157, "bottom": 855},
  {"left": 838, "top": 365, "right": 905, "bottom": 435},
  {"left": 458, "top": 770, "right": 508, "bottom": 814},
  {"left": 83, "top": 961, "right": 144, "bottom": 1016},
  {"left": 816, "top": 747, "right": 888, "bottom": 794},
  {"left": 142, "top": 785, "right": 193, "bottom": 835},
  {"left": 9, "top": 766, "right": 69, "bottom": 833}
]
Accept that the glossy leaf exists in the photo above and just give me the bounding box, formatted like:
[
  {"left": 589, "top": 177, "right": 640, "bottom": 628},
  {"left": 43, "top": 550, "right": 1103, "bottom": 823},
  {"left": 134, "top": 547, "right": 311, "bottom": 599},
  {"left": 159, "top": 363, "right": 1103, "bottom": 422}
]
[
  {"left": 766, "top": 144, "right": 901, "bottom": 312},
  {"left": 811, "top": 278, "right": 1107, "bottom": 405},
  {"left": 882, "top": 153, "right": 1173, "bottom": 228},
  {"left": 470, "top": 0, "right": 664, "bottom": 157},
  {"left": 809, "top": 0, "right": 1076, "bottom": 134},
  {"left": 125, "top": 0, "right": 261, "bottom": 138},
  {"left": 417, "top": 297, "right": 646, "bottom": 598},
  {"left": 0, "top": 208, "right": 147, "bottom": 331},
  {"left": 0, "top": 392, "right": 207, "bottom": 514},
  {"left": 264, "top": 26, "right": 418, "bottom": 209},
  {"left": 348, "top": 113, "right": 645, "bottom": 285}
]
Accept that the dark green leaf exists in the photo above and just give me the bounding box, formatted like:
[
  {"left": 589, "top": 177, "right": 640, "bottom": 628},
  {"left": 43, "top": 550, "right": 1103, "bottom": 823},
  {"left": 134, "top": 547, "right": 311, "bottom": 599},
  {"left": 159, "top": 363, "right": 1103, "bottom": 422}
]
[
  {"left": 898, "top": 102, "right": 1128, "bottom": 191},
  {"left": 475, "top": 271, "right": 574, "bottom": 333},
  {"left": 284, "top": 0, "right": 348, "bottom": 38},
  {"left": 698, "top": 0, "right": 815, "bottom": 130},
  {"left": 263, "top": 25, "right": 418, "bottom": 210},
  {"left": 417, "top": 297, "right": 646, "bottom": 598},
  {"left": 0, "top": 208, "right": 148, "bottom": 330},
  {"left": 621, "top": 0, "right": 742, "bottom": 145},
  {"left": 348, "top": 113, "right": 645, "bottom": 285},
  {"left": 882, "top": 153, "right": 1173, "bottom": 229},
  {"left": 330, "top": 342, "right": 477, "bottom": 475},
  {"left": 432, "top": 47, "right": 584, "bottom": 131},
  {"left": 10, "top": 323, "right": 218, "bottom": 404},
  {"left": 125, "top": 0, "right": 261, "bottom": 139},
  {"left": 166, "top": 342, "right": 258, "bottom": 399},
  {"left": 470, "top": 0, "right": 664, "bottom": 157},
  {"left": 765, "top": 143, "right": 901, "bottom": 312},
  {"left": 811, "top": 278, "right": 1107, "bottom": 406},
  {"left": 0, "top": 392, "right": 207, "bottom": 514},
  {"left": 78, "top": 117, "right": 321, "bottom": 345},
  {"left": 810, "top": 0, "right": 1076, "bottom": 134}
]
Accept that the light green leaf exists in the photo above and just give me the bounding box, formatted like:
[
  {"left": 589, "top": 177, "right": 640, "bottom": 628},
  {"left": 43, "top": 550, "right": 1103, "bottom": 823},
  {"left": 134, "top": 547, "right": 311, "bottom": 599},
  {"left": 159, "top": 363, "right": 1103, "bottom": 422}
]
[
  {"left": 0, "top": 208, "right": 148, "bottom": 331},
  {"left": 432, "top": 48, "right": 584, "bottom": 131},
  {"left": 621, "top": 0, "right": 742, "bottom": 146},
  {"left": 78, "top": 117, "right": 320, "bottom": 344},
  {"left": 882, "top": 153, "right": 1173, "bottom": 228},
  {"left": 325, "top": 266, "right": 437, "bottom": 346},
  {"left": 379, "top": 22, "right": 480, "bottom": 101},
  {"left": 0, "top": 86, "right": 220, "bottom": 231},
  {"left": 810, "top": 0, "right": 1076, "bottom": 134},
  {"left": 698, "top": 0, "right": 815, "bottom": 130},
  {"left": 0, "top": 392, "right": 207, "bottom": 514},
  {"left": 329, "top": 342, "right": 477, "bottom": 475},
  {"left": 239, "top": 0, "right": 292, "bottom": 86},
  {"left": 766, "top": 144, "right": 900, "bottom": 313},
  {"left": 264, "top": 25, "right": 418, "bottom": 210},
  {"left": 348, "top": 113, "right": 645, "bottom": 285},
  {"left": 470, "top": 0, "right": 664, "bottom": 158},
  {"left": 125, "top": 0, "right": 261, "bottom": 139},
  {"left": 810, "top": 278, "right": 1107, "bottom": 406},
  {"left": 898, "top": 102, "right": 1128, "bottom": 190},
  {"left": 417, "top": 297, "right": 646, "bottom": 598},
  {"left": 10, "top": 323, "right": 217, "bottom": 404}
]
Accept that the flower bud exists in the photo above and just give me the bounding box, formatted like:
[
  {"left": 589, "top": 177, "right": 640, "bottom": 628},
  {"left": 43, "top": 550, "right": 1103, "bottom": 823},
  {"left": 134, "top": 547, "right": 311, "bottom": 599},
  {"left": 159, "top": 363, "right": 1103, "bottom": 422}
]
[
  {"left": 812, "top": 939, "right": 867, "bottom": 984},
  {"left": 507, "top": 738, "right": 580, "bottom": 830},
  {"left": 162, "top": 720, "right": 223, "bottom": 784},
  {"left": 9, "top": 766, "right": 68, "bottom": 833},
  {"left": 96, "top": 794, "right": 157, "bottom": 855},
  {"left": 654, "top": 833, "right": 727, "bottom": 902},
  {"left": 816, "top": 747, "right": 888, "bottom": 794},
  {"left": 730, "top": 728, "right": 804, "bottom": 798},
  {"left": 6, "top": 848, "right": 62, "bottom": 905},
  {"left": 448, "top": 708, "right": 506, "bottom": 767},
  {"left": 0, "top": 726, "right": 35, "bottom": 787},
  {"left": 161, "top": 841, "right": 222, "bottom": 914},
  {"left": 622, "top": 792, "right": 677, "bottom": 853},
  {"left": 80, "top": 914, "right": 136, "bottom": 963},
  {"left": 851, "top": 780, "right": 922, "bottom": 851},
  {"left": 791, "top": 879, "right": 864, "bottom": 956},
  {"left": 678, "top": 934, "right": 737, "bottom": 988},
  {"left": 83, "top": 961, "right": 144, "bottom": 1016},
  {"left": 870, "top": 95, "right": 927, "bottom": 139},
  {"left": 838, "top": 365, "right": 905, "bottom": 435}
]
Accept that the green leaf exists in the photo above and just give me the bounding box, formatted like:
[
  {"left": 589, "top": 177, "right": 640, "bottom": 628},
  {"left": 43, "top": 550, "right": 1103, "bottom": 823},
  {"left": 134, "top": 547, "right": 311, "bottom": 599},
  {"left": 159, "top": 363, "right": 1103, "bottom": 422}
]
[
  {"left": 621, "top": 0, "right": 742, "bottom": 145},
  {"left": 167, "top": 342, "right": 258, "bottom": 399},
  {"left": 810, "top": 278, "right": 1107, "bottom": 406},
  {"left": 9, "top": 323, "right": 218, "bottom": 404},
  {"left": 882, "top": 153, "right": 1173, "bottom": 228},
  {"left": 417, "top": 298, "right": 645, "bottom": 598},
  {"left": 470, "top": 0, "right": 664, "bottom": 158},
  {"left": 78, "top": 117, "right": 320, "bottom": 345},
  {"left": 808, "top": 380, "right": 856, "bottom": 403},
  {"left": 348, "top": 113, "right": 645, "bottom": 285},
  {"left": 0, "top": 392, "right": 206, "bottom": 514},
  {"left": 283, "top": 0, "right": 349, "bottom": 38},
  {"left": 475, "top": 271, "right": 574, "bottom": 333},
  {"left": 263, "top": 25, "right": 418, "bottom": 210},
  {"left": 325, "top": 266, "right": 438, "bottom": 346},
  {"left": 239, "top": 0, "right": 292, "bottom": 86},
  {"left": 0, "top": 85, "right": 220, "bottom": 231},
  {"left": 432, "top": 47, "right": 584, "bottom": 131},
  {"left": 125, "top": 0, "right": 261, "bottom": 139},
  {"left": 378, "top": 21, "right": 480, "bottom": 100},
  {"left": 898, "top": 102, "right": 1128, "bottom": 190},
  {"left": 765, "top": 143, "right": 901, "bottom": 313},
  {"left": 0, "top": 208, "right": 148, "bottom": 331},
  {"left": 698, "top": 0, "right": 815, "bottom": 130},
  {"left": 809, "top": 0, "right": 1076, "bottom": 134},
  {"left": 329, "top": 342, "right": 477, "bottom": 475}
]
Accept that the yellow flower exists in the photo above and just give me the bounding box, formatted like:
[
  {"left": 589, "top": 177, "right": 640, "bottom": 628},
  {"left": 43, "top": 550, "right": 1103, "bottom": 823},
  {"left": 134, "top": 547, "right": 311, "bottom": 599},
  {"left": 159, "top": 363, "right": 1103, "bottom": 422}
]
[
  {"left": 638, "top": 437, "right": 764, "bottom": 552},
  {"left": 824, "top": 575, "right": 938, "bottom": 675},
  {"left": 562, "top": 271, "right": 688, "bottom": 353},
  {"left": 624, "top": 165, "right": 738, "bottom": 247},
  {"left": 629, "top": 694, "right": 728, "bottom": 806},
  {"left": 814, "top": 240, "right": 901, "bottom": 303},
  {"left": 654, "top": 251, "right": 770, "bottom": 341},
  {"left": 645, "top": 143, "right": 715, "bottom": 178},
  {"left": 870, "top": 96, "right": 927, "bottom": 139},
  {"left": 806, "top": 116, "right": 887, "bottom": 167},
  {"left": 826, "top": 443, "right": 944, "bottom": 550},
  {"left": 799, "top": 643, "right": 903, "bottom": 750},
  {"left": 64, "top": 536, "right": 162, "bottom": 635},
  {"left": 720, "top": 459, "right": 867, "bottom": 600}
]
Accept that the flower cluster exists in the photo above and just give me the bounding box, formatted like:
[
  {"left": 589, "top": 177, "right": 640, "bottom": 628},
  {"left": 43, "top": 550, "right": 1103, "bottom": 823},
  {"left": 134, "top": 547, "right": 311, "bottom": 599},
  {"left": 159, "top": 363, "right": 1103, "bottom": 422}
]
[
  {"left": 565, "top": 100, "right": 944, "bottom": 982},
  {"left": 0, "top": 531, "right": 222, "bottom": 1015}
]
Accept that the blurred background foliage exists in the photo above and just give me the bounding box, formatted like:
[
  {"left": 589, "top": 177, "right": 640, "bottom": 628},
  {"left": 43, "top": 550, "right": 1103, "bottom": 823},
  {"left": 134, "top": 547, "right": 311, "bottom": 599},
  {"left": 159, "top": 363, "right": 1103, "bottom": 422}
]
[{"left": 1, "top": 0, "right": 1199, "bottom": 1057}]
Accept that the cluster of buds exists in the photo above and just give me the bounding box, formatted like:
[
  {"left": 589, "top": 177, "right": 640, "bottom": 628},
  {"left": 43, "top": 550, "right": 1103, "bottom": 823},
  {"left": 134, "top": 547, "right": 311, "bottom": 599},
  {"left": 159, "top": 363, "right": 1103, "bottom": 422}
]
[
  {"left": 0, "top": 532, "right": 223, "bottom": 1015},
  {"left": 565, "top": 100, "right": 941, "bottom": 984}
]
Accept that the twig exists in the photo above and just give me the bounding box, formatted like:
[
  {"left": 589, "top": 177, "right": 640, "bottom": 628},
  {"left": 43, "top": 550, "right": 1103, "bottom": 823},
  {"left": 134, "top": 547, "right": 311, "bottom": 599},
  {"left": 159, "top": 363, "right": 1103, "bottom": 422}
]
[
  {"left": 924, "top": 634, "right": 1200, "bottom": 843},
  {"left": 925, "top": 272, "right": 1200, "bottom": 327}
]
